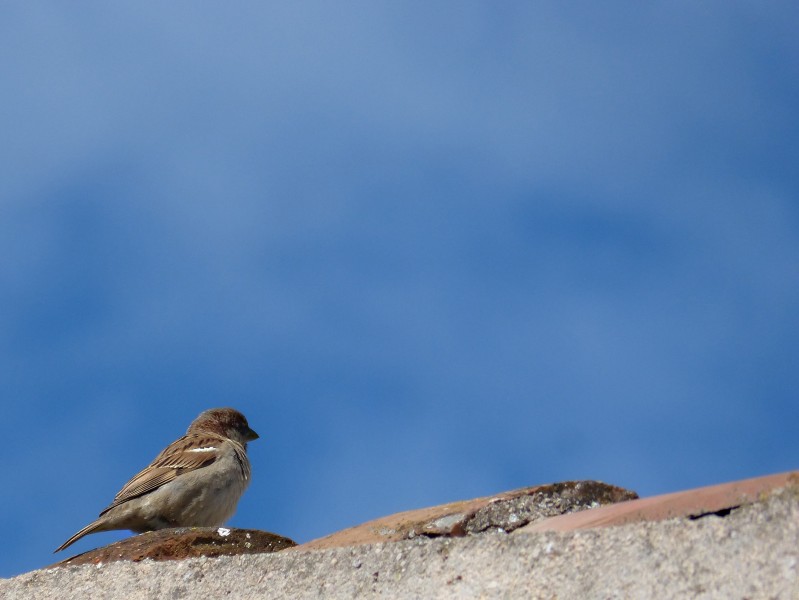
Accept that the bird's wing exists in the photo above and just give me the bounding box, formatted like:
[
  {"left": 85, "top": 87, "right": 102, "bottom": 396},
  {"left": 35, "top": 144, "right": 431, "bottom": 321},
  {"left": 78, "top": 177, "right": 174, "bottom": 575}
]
[{"left": 100, "top": 433, "right": 226, "bottom": 514}]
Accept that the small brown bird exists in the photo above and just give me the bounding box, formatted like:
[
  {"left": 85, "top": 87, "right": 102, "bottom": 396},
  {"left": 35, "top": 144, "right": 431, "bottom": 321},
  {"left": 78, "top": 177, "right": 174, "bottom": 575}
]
[{"left": 55, "top": 407, "right": 259, "bottom": 553}]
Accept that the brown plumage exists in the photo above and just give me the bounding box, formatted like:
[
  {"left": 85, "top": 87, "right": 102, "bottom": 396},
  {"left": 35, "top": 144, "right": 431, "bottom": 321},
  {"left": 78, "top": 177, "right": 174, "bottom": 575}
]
[{"left": 55, "top": 408, "right": 259, "bottom": 553}]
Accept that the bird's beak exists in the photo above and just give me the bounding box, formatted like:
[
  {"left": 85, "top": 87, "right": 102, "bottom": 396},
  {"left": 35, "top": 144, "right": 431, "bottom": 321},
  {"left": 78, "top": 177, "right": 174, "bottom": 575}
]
[{"left": 246, "top": 427, "right": 259, "bottom": 441}]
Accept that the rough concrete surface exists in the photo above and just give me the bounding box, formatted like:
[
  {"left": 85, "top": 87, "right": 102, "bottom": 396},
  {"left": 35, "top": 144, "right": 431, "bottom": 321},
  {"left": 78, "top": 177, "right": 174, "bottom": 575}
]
[{"left": 3, "top": 486, "right": 797, "bottom": 599}]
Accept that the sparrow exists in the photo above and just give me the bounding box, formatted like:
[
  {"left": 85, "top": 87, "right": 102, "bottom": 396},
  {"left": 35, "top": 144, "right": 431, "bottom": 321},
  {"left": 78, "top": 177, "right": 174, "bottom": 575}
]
[{"left": 55, "top": 407, "right": 259, "bottom": 553}]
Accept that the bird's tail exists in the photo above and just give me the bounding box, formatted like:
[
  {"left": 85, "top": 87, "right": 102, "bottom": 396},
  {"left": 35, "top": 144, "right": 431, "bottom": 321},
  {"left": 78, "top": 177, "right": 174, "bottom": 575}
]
[{"left": 54, "top": 518, "right": 108, "bottom": 553}]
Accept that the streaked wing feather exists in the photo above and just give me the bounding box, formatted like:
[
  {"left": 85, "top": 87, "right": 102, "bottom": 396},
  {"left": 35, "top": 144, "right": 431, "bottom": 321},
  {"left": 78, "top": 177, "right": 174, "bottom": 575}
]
[{"left": 100, "top": 433, "right": 223, "bottom": 514}]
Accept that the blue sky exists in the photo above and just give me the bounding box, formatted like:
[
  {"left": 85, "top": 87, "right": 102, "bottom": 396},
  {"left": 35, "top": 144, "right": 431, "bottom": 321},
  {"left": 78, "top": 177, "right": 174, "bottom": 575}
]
[{"left": 2, "top": 2, "right": 798, "bottom": 578}]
